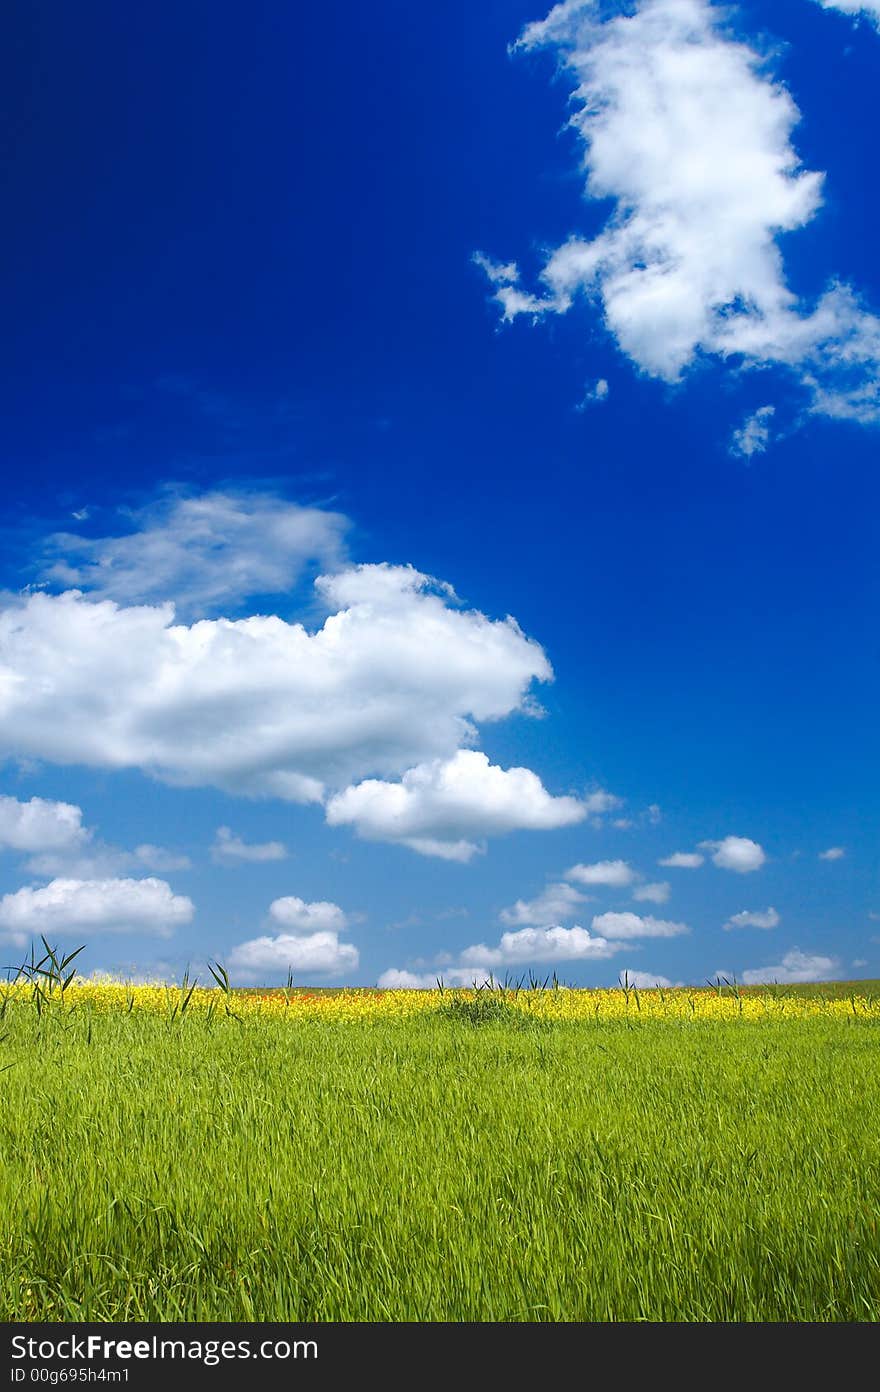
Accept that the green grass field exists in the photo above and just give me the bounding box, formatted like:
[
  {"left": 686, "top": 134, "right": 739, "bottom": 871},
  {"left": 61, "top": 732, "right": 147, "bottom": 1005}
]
[{"left": 2, "top": 985, "right": 879, "bottom": 1323}]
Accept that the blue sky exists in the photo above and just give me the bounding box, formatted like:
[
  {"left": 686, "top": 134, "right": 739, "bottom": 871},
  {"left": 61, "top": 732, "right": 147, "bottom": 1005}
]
[{"left": 1, "top": 0, "right": 878, "bottom": 988}]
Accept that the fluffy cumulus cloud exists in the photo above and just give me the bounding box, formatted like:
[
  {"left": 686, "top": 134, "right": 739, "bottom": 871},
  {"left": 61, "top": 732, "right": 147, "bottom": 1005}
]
[
  {"left": 385, "top": 904, "right": 689, "bottom": 980},
  {"left": 0, "top": 877, "right": 193, "bottom": 943},
  {"left": 459, "top": 924, "right": 622, "bottom": 967},
  {"left": 227, "top": 893, "right": 357, "bottom": 980},
  {"left": 565, "top": 858, "right": 635, "bottom": 887},
  {"left": 659, "top": 851, "right": 704, "bottom": 869},
  {"left": 742, "top": 948, "right": 838, "bottom": 984},
  {"left": 701, "top": 836, "right": 766, "bottom": 873},
  {"left": 211, "top": 827, "right": 287, "bottom": 864},
  {"left": 41, "top": 490, "right": 349, "bottom": 615},
  {"left": 228, "top": 931, "right": 358, "bottom": 980},
  {"left": 479, "top": 0, "right": 880, "bottom": 425},
  {"left": 326, "top": 750, "right": 586, "bottom": 860},
  {"left": 632, "top": 881, "right": 670, "bottom": 904},
  {"left": 819, "top": 846, "right": 846, "bottom": 861},
  {"left": 268, "top": 896, "right": 349, "bottom": 933},
  {"left": 591, "top": 910, "right": 688, "bottom": 939},
  {"left": 724, "top": 907, "right": 780, "bottom": 931},
  {"left": 0, "top": 794, "right": 87, "bottom": 853},
  {"left": 499, "top": 881, "right": 588, "bottom": 926},
  {"left": 0, "top": 564, "right": 552, "bottom": 807}
]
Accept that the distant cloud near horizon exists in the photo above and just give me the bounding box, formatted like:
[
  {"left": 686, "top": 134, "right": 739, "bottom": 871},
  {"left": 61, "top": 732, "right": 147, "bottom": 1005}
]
[
  {"left": 742, "top": 948, "right": 839, "bottom": 984},
  {"left": 819, "top": 846, "right": 846, "bottom": 861},
  {"left": 229, "top": 931, "right": 358, "bottom": 980}
]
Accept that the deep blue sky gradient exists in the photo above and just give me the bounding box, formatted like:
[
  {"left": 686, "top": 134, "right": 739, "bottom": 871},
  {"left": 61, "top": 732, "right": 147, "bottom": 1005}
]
[{"left": 1, "top": 0, "right": 877, "bottom": 984}]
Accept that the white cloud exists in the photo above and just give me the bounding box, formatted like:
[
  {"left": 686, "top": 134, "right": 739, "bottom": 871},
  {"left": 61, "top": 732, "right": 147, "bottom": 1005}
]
[
  {"left": 212, "top": 826, "right": 287, "bottom": 864},
  {"left": 480, "top": 0, "right": 880, "bottom": 424},
  {"left": 565, "top": 858, "right": 635, "bottom": 887},
  {"left": 378, "top": 966, "right": 496, "bottom": 989},
  {"left": 25, "top": 841, "right": 190, "bottom": 879},
  {"left": 632, "top": 881, "right": 670, "bottom": 904},
  {"left": 592, "top": 910, "right": 689, "bottom": 939},
  {"left": 326, "top": 750, "right": 586, "bottom": 860},
  {"left": 819, "top": 846, "right": 846, "bottom": 861},
  {"left": 658, "top": 851, "right": 704, "bottom": 869},
  {"left": 730, "top": 405, "right": 775, "bottom": 458},
  {"left": 618, "top": 968, "right": 675, "bottom": 988},
  {"left": 0, "top": 564, "right": 551, "bottom": 802},
  {"left": 742, "top": 948, "right": 838, "bottom": 984},
  {"left": 460, "top": 923, "right": 622, "bottom": 967},
  {"left": 268, "top": 896, "right": 349, "bottom": 933},
  {"left": 576, "top": 378, "right": 610, "bottom": 410},
  {"left": 582, "top": 789, "right": 624, "bottom": 816},
  {"left": 499, "top": 881, "right": 588, "bottom": 926},
  {"left": 701, "top": 836, "right": 766, "bottom": 873},
  {"left": 228, "top": 931, "right": 358, "bottom": 980},
  {"left": 133, "top": 845, "right": 191, "bottom": 872},
  {"left": 0, "top": 877, "right": 193, "bottom": 941},
  {"left": 42, "top": 490, "right": 349, "bottom": 615},
  {"left": 813, "top": 2, "right": 880, "bottom": 27},
  {"left": 0, "top": 794, "right": 88, "bottom": 853},
  {"left": 724, "top": 907, "right": 780, "bottom": 931},
  {"left": 853, "top": 958, "right": 869, "bottom": 968}
]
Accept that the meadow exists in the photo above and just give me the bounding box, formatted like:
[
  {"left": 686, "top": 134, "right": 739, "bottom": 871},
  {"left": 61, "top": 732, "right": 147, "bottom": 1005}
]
[{"left": 1, "top": 958, "right": 879, "bottom": 1322}]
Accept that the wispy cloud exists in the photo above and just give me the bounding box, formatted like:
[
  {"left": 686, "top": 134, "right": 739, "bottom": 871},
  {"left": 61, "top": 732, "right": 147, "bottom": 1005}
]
[
  {"left": 632, "top": 881, "right": 670, "bottom": 904},
  {"left": 724, "top": 907, "right": 780, "bottom": 931},
  {"left": 812, "top": 2, "right": 880, "bottom": 29},
  {"left": 41, "top": 489, "right": 349, "bottom": 616},
  {"left": 658, "top": 851, "right": 704, "bottom": 869},
  {"left": 730, "top": 405, "right": 775, "bottom": 459},
  {"left": 211, "top": 827, "right": 287, "bottom": 865}
]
